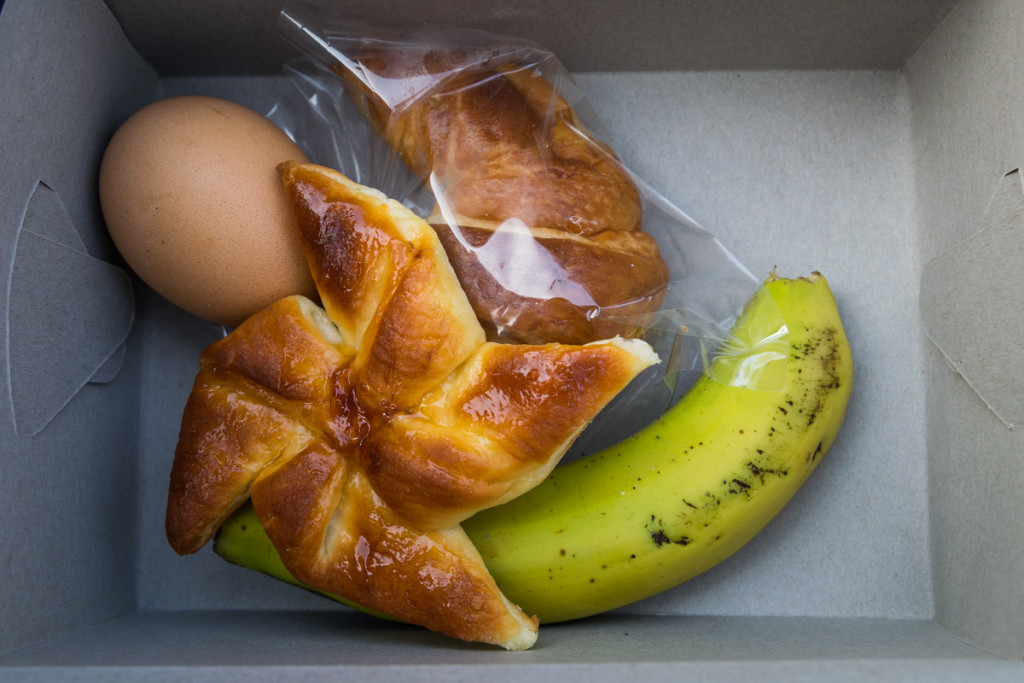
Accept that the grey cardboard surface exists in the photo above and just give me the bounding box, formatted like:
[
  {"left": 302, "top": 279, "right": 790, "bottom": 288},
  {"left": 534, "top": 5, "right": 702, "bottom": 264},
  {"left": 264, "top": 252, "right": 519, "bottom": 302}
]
[
  {"left": 0, "top": 612, "right": 1007, "bottom": 679},
  {"left": 101, "top": 0, "right": 961, "bottom": 75},
  {"left": 905, "top": 0, "right": 1024, "bottom": 659},
  {"left": 2, "top": 0, "right": 1024, "bottom": 675},
  {"left": 0, "top": 0, "right": 157, "bottom": 656},
  {"left": 922, "top": 169, "right": 1024, "bottom": 428},
  {"left": 8, "top": 181, "right": 134, "bottom": 436}
]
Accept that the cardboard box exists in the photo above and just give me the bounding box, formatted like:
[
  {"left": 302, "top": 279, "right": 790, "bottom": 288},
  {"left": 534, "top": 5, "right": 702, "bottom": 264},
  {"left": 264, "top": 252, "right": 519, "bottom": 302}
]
[{"left": 1, "top": 0, "right": 1022, "bottom": 679}]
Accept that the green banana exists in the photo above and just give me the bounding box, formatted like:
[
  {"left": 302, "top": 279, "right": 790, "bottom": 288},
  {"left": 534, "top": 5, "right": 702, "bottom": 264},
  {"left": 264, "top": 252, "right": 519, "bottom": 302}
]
[{"left": 214, "top": 272, "right": 853, "bottom": 624}]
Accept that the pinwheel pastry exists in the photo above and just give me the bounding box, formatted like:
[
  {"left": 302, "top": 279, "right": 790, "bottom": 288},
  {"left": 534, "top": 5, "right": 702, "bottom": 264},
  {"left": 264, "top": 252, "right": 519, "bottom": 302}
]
[{"left": 165, "top": 162, "right": 658, "bottom": 649}]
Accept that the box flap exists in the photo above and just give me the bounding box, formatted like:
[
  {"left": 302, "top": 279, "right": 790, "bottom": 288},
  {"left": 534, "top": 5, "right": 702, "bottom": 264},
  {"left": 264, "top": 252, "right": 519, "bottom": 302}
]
[
  {"left": 0, "top": 0, "right": 160, "bottom": 438},
  {"left": 6, "top": 181, "right": 134, "bottom": 436},
  {"left": 920, "top": 169, "right": 1024, "bottom": 429}
]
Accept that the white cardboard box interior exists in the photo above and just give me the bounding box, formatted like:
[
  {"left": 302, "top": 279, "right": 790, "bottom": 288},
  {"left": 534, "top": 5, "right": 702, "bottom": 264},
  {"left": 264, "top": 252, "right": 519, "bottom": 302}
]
[{"left": 1, "top": 0, "right": 1022, "bottom": 680}]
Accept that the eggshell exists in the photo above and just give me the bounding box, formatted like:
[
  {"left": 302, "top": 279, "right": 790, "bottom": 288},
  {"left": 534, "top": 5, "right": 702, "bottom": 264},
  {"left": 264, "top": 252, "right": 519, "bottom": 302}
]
[{"left": 99, "top": 95, "right": 316, "bottom": 327}]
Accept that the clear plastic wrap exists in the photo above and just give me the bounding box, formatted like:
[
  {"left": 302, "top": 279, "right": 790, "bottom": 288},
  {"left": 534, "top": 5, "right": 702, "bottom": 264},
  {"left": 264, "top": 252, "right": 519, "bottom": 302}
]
[{"left": 268, "top": 3, "right": 787, "bottom": 449}]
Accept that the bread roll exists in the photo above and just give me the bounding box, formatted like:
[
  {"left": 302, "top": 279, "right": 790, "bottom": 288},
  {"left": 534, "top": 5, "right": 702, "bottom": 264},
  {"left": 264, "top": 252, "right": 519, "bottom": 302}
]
[{"left": 335, "top": 50, "right": 669, "bottom": 343}]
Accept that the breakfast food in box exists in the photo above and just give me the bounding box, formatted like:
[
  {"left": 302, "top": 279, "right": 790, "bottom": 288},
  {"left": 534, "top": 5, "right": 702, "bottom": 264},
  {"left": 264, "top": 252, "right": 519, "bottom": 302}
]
[{"left": 164, "top": 163, "right": 658, "bottom": 648}]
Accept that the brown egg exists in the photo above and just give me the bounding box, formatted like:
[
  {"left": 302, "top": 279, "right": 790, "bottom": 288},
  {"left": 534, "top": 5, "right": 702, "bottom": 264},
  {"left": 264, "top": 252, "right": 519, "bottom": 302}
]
[{"left": 99, "top": 95, "right": 316, "bottom": 327}]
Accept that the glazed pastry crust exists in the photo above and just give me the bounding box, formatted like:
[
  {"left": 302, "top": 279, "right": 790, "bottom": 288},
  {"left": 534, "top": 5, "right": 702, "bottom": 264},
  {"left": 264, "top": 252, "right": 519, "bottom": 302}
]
[{"left": 166, "top": 163, "right": 658, "bottom": 649}]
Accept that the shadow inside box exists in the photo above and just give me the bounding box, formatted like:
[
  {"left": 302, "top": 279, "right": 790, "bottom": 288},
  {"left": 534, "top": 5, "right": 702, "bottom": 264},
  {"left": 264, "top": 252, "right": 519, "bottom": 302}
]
[
  {"left": 0, "top": 609, "right": 995, "bottom": 668},
  {"left": 529, "top": 612, "right": 994, "bottom": 663},
  {"left": 0, "top": 609, "right": 488, "bottom": 667}
]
